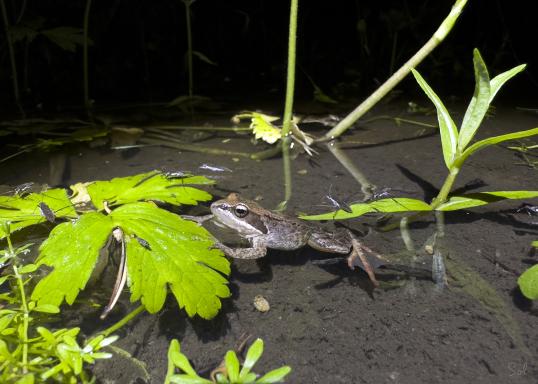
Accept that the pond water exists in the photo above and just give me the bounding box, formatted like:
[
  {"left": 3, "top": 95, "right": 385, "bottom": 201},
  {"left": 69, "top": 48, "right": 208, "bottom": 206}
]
[{"left": 1, "top": 102, "right": 537, "bottom": 383}]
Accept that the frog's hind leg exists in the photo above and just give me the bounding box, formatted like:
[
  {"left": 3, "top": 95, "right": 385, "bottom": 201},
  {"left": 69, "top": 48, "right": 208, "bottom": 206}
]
[{"left": 346, "top": 231, "right": 388, "bottom": 287}]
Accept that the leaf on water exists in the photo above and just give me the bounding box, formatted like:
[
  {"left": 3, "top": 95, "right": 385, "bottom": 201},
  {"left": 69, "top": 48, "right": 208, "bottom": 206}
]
[
  {"left": 300, "top": 198, "right": 432, "bottom": 220},
  {"left": 517, "top": 264, "right": 538, "bottom": 300},
  {"left": 0, "top": 189, "right": 77, "bottom": 239},
  {"left": 31, "top": 212, "right": 114, "bottom": 306},
  {"left": 457, "top": 49, "right": 491, "bottom": 152},
  {"left": 87, "top": 171, "right": 214, "bottom": 210},
  {"left": 436, "top": 191, "right": 538, "bottom": 211},
  {"left": 111, "top": 203, "right": 230, "bottom": 318},
  {"left": 411, "top": 68, "right": 458, "bottom": 169}
]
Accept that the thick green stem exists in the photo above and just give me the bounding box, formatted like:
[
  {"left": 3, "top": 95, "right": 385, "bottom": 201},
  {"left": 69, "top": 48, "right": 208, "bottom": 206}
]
[
  {"left": 184, "top": 0, "right": 193, "bottom": 98},
  {"left": 318, "top": 0, "right": 468, "bottom": 141},
  {"left": 0, "top": 0, "right": 24, "bottom": 117},
  {"left": 280, "top": 0, "right": 299, "bottom": 207},
  {"left": 100, "top": 305, "right": 146, "bottom": 337},
  {"left": 83, "top": 0, "right": 92, "bottom": 113}
]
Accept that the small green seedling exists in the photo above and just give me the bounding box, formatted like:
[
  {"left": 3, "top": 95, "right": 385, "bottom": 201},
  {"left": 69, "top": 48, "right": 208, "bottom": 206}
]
[
  {"left": 518, "top": 241, "right": 538, "bottom": 300},
  {"left": 302, "top": 49, "right": 538, "bottom": 221},
  {"left": 0, "top": 228, "right": 116, "bottom": 383},
  {"left": 164, "top": 338, "right": 291, "bottom": 384}
]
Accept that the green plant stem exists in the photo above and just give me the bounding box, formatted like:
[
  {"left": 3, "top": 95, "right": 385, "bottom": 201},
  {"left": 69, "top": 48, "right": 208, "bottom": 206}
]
[
  {"left": 183, "top": 0, "right": 194, "bottom": 98},
  {"left": 83, "top": 0, "right": 92, "bottom": 113},
  {"left": 280, "top": 0, "right": 299, "bottom": 207},
  {"left": 430, "top": 167, "right": 460, "bottom": 209},
  {"left": 0, "top": 0, "right": 24, "bottom": 117},
  {"left": 100, "top": 305, "right": 146, "bottom": 337},
  {"left": 318, "top": 0, "right": 468, "bottom": 142}
]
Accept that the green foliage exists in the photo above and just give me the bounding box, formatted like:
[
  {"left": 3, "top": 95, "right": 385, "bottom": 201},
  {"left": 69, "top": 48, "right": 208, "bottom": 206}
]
[
  {"left": 518, "top": 264, "right": 538, "bottom": 300},
  {"left": 302, "top": 50, "right": 538, "bottom": 221},
  {"left": 0, "top": 236, "right": 116, "bottom": 383},
  {"left": 164, "top": 338, "right": 291, "bottom": 384},
  {"left": 0, "top": 188, "right": 77, "bottom": 238},
  {"left": 27, "top": 171, "right": 229, "bottom": 319},
  {"left": 233, "top": 112, "right": 282, "bottom": 144},
  {"left": 87, "top": 170, "right": 214, "bottom": 210}
]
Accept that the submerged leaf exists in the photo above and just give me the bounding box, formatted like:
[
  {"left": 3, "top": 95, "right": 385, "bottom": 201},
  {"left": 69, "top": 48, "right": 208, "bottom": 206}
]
[
  {"left": 300, "top": 198, "right": 432, "bottom": 220},
  {"left": 87, "top": 171, "right": 214, "bottom": 210},
  {"left": 436, "top": 191, "right": 538, "bottom": 211},
  {"left": 0, "top": 189, "right": 77, "bottom": 239},
  {"left": 518, "top": 265, "right": 538, "bottom": 300},
  {"left": 31, "top": 212, "right": 114, "bottom": 306},
  {"left": 111, "top": 203, "right": 230, "bottom": 318}
]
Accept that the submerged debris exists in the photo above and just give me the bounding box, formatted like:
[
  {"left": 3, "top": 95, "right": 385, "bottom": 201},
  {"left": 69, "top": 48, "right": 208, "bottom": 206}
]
[{"left": 253, "top": 295, "right": 270, "bottom": 312}]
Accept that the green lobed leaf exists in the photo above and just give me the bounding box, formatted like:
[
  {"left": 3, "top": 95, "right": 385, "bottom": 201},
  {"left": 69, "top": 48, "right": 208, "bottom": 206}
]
[
  {"left": 256, "top": 366, "right": 292, "bottom": 383},
  {"left": 411, "top": 68, "right": 458, "bottom": 169},
  {"left": 436, "top": 191, "right": 538, "bottom": 211},
  {"left": 518, "top": 264, "right": 538, "bottom": 300},
  {"left": 31, "top": 212, "right": 114, "bottom": 306},
  {"left": 300, "top": 198, "right": 432, "bottom": 221},
  {"left": 455, "top": 127, "right": 538, "bottom": 168},
  {"left": 0, "top": 189, "right": 77, "bottom": 239},
  {"left": 111, "top": 203, "right": 230, "bottom": 318},
  {"left": 489, "top": 64, "right": 526, "bottom": 104},
  {"left": 457, "top": 49, "right": 491, "bottom": 152},
  {"left": 87, "top": 171, "right": 214, "bottom": 210}
]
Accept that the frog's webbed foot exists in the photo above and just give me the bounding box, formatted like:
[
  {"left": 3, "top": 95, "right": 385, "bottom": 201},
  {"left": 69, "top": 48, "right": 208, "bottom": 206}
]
[
  {"left": 212, "top": 237, "right": 268, "bottom": 260},
  {"left": 346, "top": 232, "right": 388, "bottom": 287}
]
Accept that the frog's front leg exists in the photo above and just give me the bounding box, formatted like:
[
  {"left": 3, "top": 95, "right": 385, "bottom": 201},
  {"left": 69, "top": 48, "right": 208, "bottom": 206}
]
[{"left": 214, "top": 236, "right": 268, "bottom": 259}]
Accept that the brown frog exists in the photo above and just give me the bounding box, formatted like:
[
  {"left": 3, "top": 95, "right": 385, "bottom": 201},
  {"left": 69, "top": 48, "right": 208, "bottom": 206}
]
[{"left": 200, "top": 193, "right": 387, "bottom": 286}]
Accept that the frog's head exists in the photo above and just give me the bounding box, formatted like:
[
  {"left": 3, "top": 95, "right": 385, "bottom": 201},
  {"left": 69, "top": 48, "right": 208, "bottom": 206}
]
[{"left": 210, "top": 193, "right": 267, "bottom": 236}]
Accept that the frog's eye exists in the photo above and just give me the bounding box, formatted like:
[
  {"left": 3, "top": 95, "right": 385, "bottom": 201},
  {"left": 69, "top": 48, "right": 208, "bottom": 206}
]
[{"left": 233, "top": 204, "right": 249, "bottom": 218}]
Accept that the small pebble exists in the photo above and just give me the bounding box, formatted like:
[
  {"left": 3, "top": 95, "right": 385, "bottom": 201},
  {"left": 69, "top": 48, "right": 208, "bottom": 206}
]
[
  {"left": 297, "top": 169, "right": 308, "bottom": 175},
  {"left": 253, "top": 295, "right": 270, "bottom": 312}
]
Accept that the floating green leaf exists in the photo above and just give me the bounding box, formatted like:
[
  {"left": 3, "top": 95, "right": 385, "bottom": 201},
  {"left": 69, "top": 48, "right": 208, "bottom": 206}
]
[
  {"left": 300, "top": 198, "right": 432, "bottom": 221},
  {"left": 87, "top": 171, "right": 214, "bottom": 210},
  {"left": 436, "top": 191, "right": 538, "bottom": 211},
  {"left": 111, "top": 203, "right": 230, "bottom": 317},
  {"left": 518, "top": 264, "right": 538, "bottom": 300},
  {"left": 31, "top": 212, "right": 114, "bottom": 306},
  {"left": 31, "top": 202, "right": 230, "bottom": 319},
  {"left": 411, "top": 68, "right": 458, "bottom": 169},
  {"left": 0, "top": 189, "right": 77, "bottom": 239},
  {"left": 458, "top": 49, "right": 491, "bottom": 151}
]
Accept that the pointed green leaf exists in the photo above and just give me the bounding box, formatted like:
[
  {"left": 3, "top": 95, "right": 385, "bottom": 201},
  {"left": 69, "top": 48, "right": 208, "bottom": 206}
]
[
  {"left": 0, "top": 189, "right": 77, "bottom": 239},
  {"left": 411, "top": 68, "right": 458, "bottom": 168},
  {"left": 300, "top": 198, "right": 432, "bottom": 221},
  {"left": 256, "top": 366, "right": 292, "bottom": 383},
  {"left": 518, "top": 264, "right": 538, "bottom": 300},
  {"left": 224, "top": 350, "right": 240, "bottom": 382},
  {"left": 458, "top": 49, "right": 491, "bottom": 151},
  {"left": 240, "top": 339, "right": 264, "bottom": 379},
  {"left": 31, "top": 212, "right": 114, "bottom": 306},
  {"left": 18, "top": 263, "right": 38, "bottom": 274},
  {"left": 436, "top": 191, "right": 538, "bottom": 211},
  {"left": 455, "top": 127, "right": 538, "bottom": 167},
  {"left": 489, "top": 64, "right": 526, "bottom": 104},
  {"left": 167, "top": 341, "right": 198, "bottom": 377},
  {"left": 168, "top": 375, "right": 212, "bottom": 384},
  {"left": 111, "top": 203, "right": 230, "bottom": 318},
  {"left": 87, "top": 171, "right": 214, "bottom": 210}
]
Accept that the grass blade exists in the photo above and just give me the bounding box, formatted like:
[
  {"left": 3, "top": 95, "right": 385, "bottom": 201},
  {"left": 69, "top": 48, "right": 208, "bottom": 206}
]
[{"left": 411, "top": 68, "right": 458, "bottom": 169}]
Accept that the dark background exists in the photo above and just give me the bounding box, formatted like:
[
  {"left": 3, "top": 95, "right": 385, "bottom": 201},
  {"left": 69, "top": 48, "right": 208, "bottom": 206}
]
[{"left": 1, "top": 0, "right": 537, "bottom": 112}]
